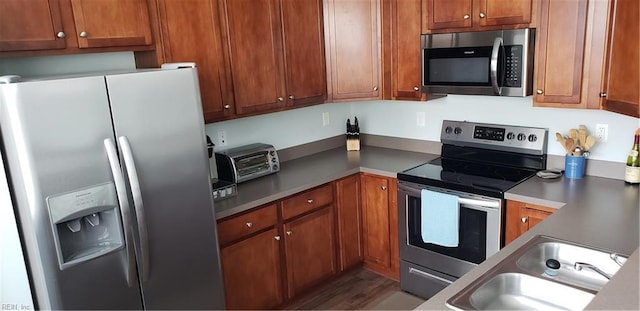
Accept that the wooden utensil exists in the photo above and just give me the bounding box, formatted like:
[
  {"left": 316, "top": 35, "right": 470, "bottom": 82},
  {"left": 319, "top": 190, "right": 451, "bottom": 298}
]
[
  {"left": 556, "top": 132, "right": 567, "bottom": 152},
  {"left": 583, "top": 135, "right": 596, "bottom": 151},
  {"left": 564, "top": 138, "right": 576, "bottom": 155},
  {"left": 569, "top": 128, "right": 579, "bottom": 142},
  {"left": 578, "top": 126, "right": 587, "bottom": 149}
]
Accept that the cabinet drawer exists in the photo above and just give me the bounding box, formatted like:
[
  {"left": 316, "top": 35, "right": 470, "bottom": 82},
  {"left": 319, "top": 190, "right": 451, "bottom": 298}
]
[
  {"left": 217, "top": 204, "right": 277, "bottom": 245},
  {"left": 281, "top": 184, "right": 333, "bottom": 220}
]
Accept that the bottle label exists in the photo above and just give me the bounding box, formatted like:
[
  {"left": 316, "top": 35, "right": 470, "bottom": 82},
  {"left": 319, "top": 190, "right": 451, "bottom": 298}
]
[{"left": 624, "top": 166, "right": 640, "bottom": 183}]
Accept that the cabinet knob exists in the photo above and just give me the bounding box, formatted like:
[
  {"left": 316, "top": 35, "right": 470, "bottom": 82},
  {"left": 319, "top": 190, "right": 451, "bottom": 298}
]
[
  {"left": 479, "top": 12, "right": 486, "bottom": 18},
  {"left": 277, "top": 97, "right": 284, "bottom": 102},
  {"left": 245, "top": 222, "right": 253, "bottom": 228},
  {"left": 79, "top": 31, "right": 88, "bottom": 38},
  {"left": 274, "top": 235, "right": 281, "bottom": 241},
  {"left": 521, "top": 217, "right": 528, "bottom": 223},
  {"left": 413, "top": 86, "right": 419, "bottom": 91},
  {"left": 599, "top": 92, "right": 607, "bottom": 98},
  {"left": 56, "top": 31, "right": 66, "bottom": 38},
  {"left": 463, "top": 14, "right": 470, "bottom": 19},
  {"left": 381, "top": 185, "right": 387, "bottom": 190},
  {"left": 286, "top": 230, "right": 292, "bottom": 236},
  {"left": 307, "top": 199, "right": 314, "bottom": 204},
  {"left": 288, "top": 95, "right": 295, "bottom": 100},
  {"left": 373, "top": 86, "right": 379, "bottom": 91},
  {"left": 224, "top": 104, "right": 230, "bottom": 109},
  {"left": 536, "top": 89, "right": 543, "bottom": 95}
]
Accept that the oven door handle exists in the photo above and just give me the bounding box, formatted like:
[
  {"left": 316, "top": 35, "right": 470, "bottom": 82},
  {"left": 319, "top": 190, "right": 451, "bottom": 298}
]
[
  {"left": 459, "top": 197, "right": 500, "bottom": 209},
  {"left": 398, "top": 183, "right": 500, "bottom": 210}
]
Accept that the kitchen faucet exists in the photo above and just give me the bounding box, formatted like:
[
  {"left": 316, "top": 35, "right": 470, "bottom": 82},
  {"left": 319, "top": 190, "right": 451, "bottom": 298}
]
[{"left": 574, "top": 262, "right": 613, "bottom": 279}]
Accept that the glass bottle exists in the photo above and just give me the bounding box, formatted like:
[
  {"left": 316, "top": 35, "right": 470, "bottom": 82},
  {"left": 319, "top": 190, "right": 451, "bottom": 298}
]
[{"left": 624, "top": 129, "right": 640, "bottom": 184}]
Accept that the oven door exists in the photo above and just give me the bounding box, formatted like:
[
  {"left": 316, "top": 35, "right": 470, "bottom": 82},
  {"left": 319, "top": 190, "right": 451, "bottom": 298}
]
[{"left": 398, "top": 180, "right": 502, "bottom": 278}]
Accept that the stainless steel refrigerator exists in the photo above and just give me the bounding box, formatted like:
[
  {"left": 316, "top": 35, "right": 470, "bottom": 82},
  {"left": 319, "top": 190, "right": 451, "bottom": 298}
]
[{"left": 0, "top": 66, "right": 225, "bottom": 310}]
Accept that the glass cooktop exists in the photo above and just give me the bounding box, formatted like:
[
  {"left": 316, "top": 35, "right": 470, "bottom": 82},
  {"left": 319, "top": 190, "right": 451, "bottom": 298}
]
[{"left": 397, "top": 157, "right": 538, "bottom": 198}]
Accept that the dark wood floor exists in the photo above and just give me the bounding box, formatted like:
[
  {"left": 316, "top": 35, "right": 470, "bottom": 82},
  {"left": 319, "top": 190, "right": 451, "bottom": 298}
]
[{"left": 284, "top": 268, "right": 400, "bottom": 310}]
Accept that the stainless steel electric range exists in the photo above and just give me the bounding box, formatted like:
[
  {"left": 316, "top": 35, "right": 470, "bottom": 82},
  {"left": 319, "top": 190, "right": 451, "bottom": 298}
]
[{"left": 397, "top": 120, "right": 548, "bottom": 299}]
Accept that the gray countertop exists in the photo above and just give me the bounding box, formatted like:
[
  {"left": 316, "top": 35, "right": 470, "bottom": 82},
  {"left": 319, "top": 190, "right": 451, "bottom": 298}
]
[
  {"left": 418, "top": 175, "right": 640, "bottom": 310},
  {"left": 212, "top": 146, "right": 639, "bottom": 310},
  {"left": 213, "top": 146, "right": 435, "bottom": 220}
]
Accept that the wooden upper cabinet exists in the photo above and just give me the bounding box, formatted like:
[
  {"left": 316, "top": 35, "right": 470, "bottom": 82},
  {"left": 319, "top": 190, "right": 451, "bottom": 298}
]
[
  {"left": 220, "top": 0, "right": 287, "bottom": 116},
  {"left": 478, "top": 0, "right": 533, "bottom": 27},
  {"left": 386, "top": 0, "right": 425, "bottom": 101},
  {"left": 149, "top": 0, "right": 233, "bottom": 123},
  {"left": 423, "top": 0, "right": 534, "bottom": 33},
  {"left": 324, "top": 0, "right": 381, "bottom": 101},
  {"left": 533, "top": 0, "right": 607, "bottom": 109},
  {"left": 70, "top": 0, "right": 152, "bottom": 48},
  {"left": 601, "top": 0, "right": 640, "bottom": 118},
  {"left": 0, "top": 0, "right": 66, "bottom": 51},
  {"left": 281, "top": 0, "right": 327, "bottom": 106}
]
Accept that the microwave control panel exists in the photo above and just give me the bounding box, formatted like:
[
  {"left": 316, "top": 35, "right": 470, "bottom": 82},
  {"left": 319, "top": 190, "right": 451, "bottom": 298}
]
[{"left": 504, "top": 45, "right": 523, "bottom": 87}]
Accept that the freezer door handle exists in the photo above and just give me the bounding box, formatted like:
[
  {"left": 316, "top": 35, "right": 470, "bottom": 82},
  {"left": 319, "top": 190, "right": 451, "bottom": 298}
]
[
  {"left": 104, "top": 138, "right": 137, "bottom": 287},
  {"left": 118, "top": 136, "right": 150, "bottom": 282}
]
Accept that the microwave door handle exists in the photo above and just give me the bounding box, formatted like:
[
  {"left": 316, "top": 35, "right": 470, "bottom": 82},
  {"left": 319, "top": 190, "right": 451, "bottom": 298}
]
[{"left": 490, "top": 37, "right": 503, "bottom": 95}]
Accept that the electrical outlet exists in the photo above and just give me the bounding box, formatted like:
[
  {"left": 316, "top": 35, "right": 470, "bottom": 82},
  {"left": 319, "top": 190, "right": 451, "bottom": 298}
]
[
  {"left": 416, "top": 112, "right": 426, "bottom": 127},
  {"left": 595, "top": 124, "right": 608, "bottom": 143},
  {"left": 322, "top": 112, "right": 330, "bottom": 127},
  {"left": 217, "top": 130, "right": 227, "bottom": 146}
]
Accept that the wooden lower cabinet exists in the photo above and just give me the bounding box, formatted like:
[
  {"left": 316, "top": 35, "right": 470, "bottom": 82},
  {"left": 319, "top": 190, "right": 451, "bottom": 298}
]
[
  {"left": 220, "top": 228, "right": 283, "bottom": 310},
  {"left": 335, "top": 174, "right": 363, "bottom": 271},
  {"left": 505, "top": 200, "right": 556, "bottom": 245},
  {"left": 283, "top": 206, "right": 336, "bottom": 299},
  {"left": 361, "top": 173, "right": 399, "bottom": 279}
]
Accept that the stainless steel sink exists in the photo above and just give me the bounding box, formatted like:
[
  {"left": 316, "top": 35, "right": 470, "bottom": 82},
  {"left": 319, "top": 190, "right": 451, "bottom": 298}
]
[
  {"left": 446, "top": 235, "right": 629, "bottom": 310},
  {"left": 517, "top": 237, "right": 627, "bottom": 291},
  {"left": 467, "top": 273, "right": 595, "bottom": 310}
]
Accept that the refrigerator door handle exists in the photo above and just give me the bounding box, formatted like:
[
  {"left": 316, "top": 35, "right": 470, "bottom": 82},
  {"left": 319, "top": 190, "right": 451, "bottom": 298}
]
[
  {"left": 103, "top": 138, "right": 138, "bottom": 287},
  {"left": 118, "top": 136, "right": 150, "bottom": 282}
]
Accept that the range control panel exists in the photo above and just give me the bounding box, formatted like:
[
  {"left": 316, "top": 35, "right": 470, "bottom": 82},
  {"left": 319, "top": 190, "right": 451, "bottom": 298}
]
[{"left": 441, "top": 120, "right": 548, "bottom": 155}]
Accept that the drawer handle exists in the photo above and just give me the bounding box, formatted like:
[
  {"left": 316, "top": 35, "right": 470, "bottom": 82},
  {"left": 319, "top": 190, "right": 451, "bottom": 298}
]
[
  {"left": 381, "top": 186, "right": 387, "bottom": 190},
  {"left": 307, "top": 199, "right": 314, "bottom": 204},
  {"left": 286, "top": 231, "right": 292, "bottom": 236},
  {"left": 521, "top": 217, "right": 528, "bottom": 223},
  {"left": 274, "top": 236, "right": 281, "bottom": 241},
  {"left": 246, "top": 222, "right": 253, "bottom": 228}
]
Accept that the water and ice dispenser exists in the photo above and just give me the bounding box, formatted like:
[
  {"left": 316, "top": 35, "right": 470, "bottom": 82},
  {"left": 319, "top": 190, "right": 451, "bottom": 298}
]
[{"left": 47, "top": 182, "right": 124, "bottom": 269}]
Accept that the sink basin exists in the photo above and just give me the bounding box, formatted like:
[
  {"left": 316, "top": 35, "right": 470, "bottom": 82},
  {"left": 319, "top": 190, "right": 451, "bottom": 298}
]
[
  {"left": 446, "top": 235, "right": 628, "bottom": 310},
  {"left": 467, "top": 273, "right": 595, "bottom": 311},
  {"left": 516, "top": 236, "right": 627, "bottom": 291}
]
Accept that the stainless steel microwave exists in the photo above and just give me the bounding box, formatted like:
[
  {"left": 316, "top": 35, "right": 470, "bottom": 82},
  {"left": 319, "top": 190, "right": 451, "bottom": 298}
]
[{"left": 421, "top": 29, "right": 535, "bottom": 97}]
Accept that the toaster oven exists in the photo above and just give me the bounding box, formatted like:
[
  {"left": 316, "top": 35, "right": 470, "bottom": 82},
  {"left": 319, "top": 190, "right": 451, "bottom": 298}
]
[{"left": 215, "top": 143, "right": 280, "bottom": 184}]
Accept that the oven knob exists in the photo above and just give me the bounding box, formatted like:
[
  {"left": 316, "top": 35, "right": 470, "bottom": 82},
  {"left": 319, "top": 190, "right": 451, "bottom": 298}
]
[
  {"left": 272, "top": 164, "right": 279, "bottom": 171},
  {"left": 528, "top": 134, "right": 537, "bottom": 142},
  {"left": 270, "top": 150, "right": 276, "bottom": 156},
  {"left": 506, "top": 132, "right": 515, "bottom": 140},
  {"left": 517, "top": 133, "right": 526, "bottom": 141},
  {"left": 445, "top": 126, "right": 453, "bottom": 134},
  {"left": 454, "top": 127, "right": 463, "bottom": 135}
]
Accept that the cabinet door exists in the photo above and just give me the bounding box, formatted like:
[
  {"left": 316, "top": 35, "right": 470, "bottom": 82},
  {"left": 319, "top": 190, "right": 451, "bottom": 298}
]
[
  {"left": 361, "top": 174, "right": 391, "bottom": 271},
  {"left": 283, "top": 206, "right": 336, "bottom": 299},
  {"left": 533, "top": 0, "right": 589, "bottom": 106},
  {"left": 0, "top": 0, "right": 66, "bottom": 51},
  {"left": 505, "top": 200, "right": 555, "bottom": 245},
  {"left": 425, "top": 0, "right": 473, "bottom": 31},
  {"left": 220, "top": 0, "right": 287, "bottom": 115},
  {"left": 221, "top": 228, "right": 283, "bottom": 310},
  {"left": 478, "top": 0, "right": 533, "bottom": 27},
  {"left": 335, "top": 175, "right": 363, "bottom": 271},
  {"left": 388, "top": 0, "right": 424, "bottom": 100},
  {"left": 281, "top": 0, "right": 327, "bottom": 106},
  {"left": 602, "top": 0, "right": 639, "bottom": 118},
  {"left": 70, "top": 0, "right": 152, "bottom": 48},
  {"left": 155, "top": 0, "right": 233, "bottom": 123},
  {"left": 324, "top": 0, "right": 381, "bottom": 101}
]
